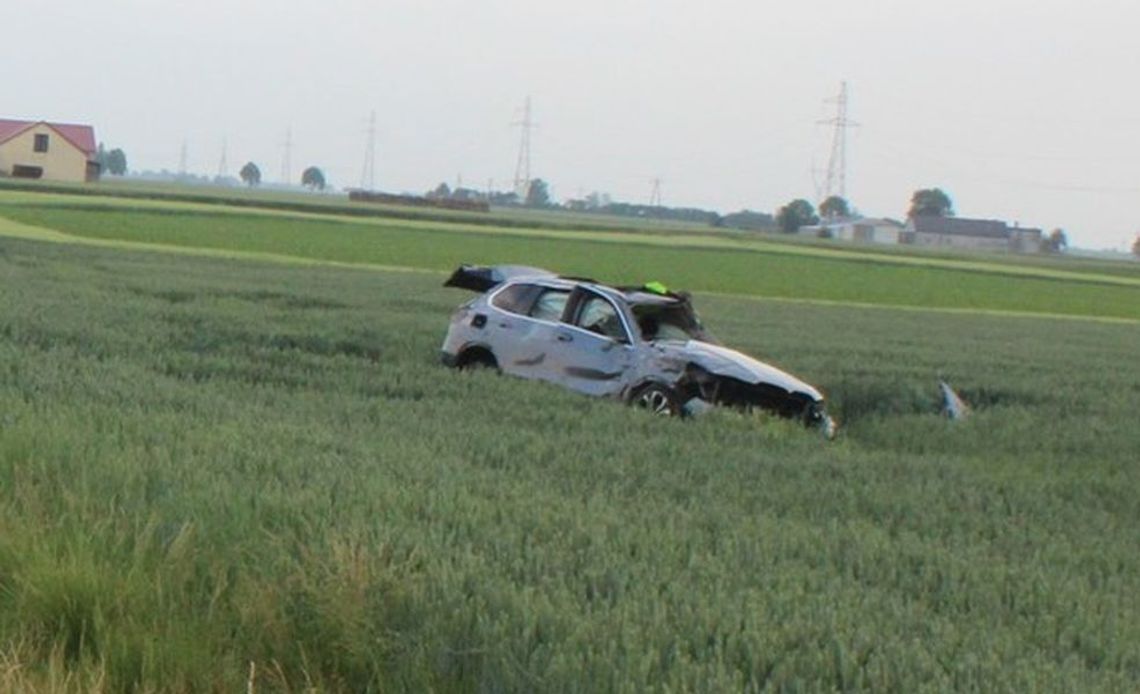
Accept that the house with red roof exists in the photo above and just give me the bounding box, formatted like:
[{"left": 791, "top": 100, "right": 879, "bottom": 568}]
[{"left": 0, "top": 119, "right": 99, "bottom": 183}]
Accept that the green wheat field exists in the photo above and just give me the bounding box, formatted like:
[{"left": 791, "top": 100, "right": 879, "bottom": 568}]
[{"left": 1, "top": 186, "right": 1138, "bottom": 692}]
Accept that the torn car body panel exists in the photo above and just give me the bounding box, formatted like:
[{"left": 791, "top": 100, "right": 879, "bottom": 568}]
[{"left": 440, "top": 265, "right": 835, "bottom": 434}]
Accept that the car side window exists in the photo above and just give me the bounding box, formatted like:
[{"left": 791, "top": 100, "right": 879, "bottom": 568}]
[
  {"left": 491, "top": 283, "right": 542, "bottom": 315},
  {"left": 575, "top": 295, "right": 627, "bottom": 342},
  {"left": 528, "top": 288, "right": 570, "bottom": 322}
]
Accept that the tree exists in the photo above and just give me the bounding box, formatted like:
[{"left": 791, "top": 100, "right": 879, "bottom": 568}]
[
  {"left": 585, "top": 191, "right": 611, "bottom": 210},
  {"left": 488, "top": 190, "right": 519, "bottom": 206},
  {"left": 301, "top": 166, "right": 326, "bottom": 191},
  {"left": 524, "top": 178, "right": 551, "bottom": 207},
  {"left": 93, "top": 143, "right": 128, "bottom": 176},
  {"left": 776, "top": 199, "right": 819, "bottom": 233},
  {"left": 239, "top": 162, "right": 261, "bottom": 187},
  {"left": 428, "top": 182, "right": 451, "bottom": 199},
  {"left": 1042, "top": 228, "right": 1068, "bottom": 254},
  {"left": 94, "top": 143, "right": 108, "bottom": 175},
  {"left": 106, "top": 148, "right": 128, "bottom": 176},
  {"left": 451, "top": 187, "right": 482, "bottom": 201},
  {"left": 908, "top": 188, "right": 954, "bottom": 218},
  {"left": 1133, "top": 234, "right": 1140, "bottom": 259},
  {"left": 721, "top": 209, "right": 775, "bottom": 232},
  {"left": 819, "top": 195, "right": 850, "bottom": 220}
]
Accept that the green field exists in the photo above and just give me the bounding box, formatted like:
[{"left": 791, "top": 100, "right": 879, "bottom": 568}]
[
  {"left": 2, "top": 192, "right": 1139, "bottom": 322},
  {"left": 1, "top": 190, "right": 1139, "bottom": 691}
]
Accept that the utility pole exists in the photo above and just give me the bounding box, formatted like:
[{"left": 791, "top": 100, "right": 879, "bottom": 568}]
[
  {"left": 818, "top": 81, "right": 858, "bottom": 204},
  {"left": 512, "top": 96, "right": 535, "bottom": 199},
  {"left": 217, "top": 137, "right": 228, "bottom": 180},
  {"left": 280, "top": 126, "right": 293, "bottom": 185},
  {"left": 361, "top": 110, "right": 376, "bottom": 191},
  {"left": 178, "top": 140, "right": 188, "bottom": 178}
]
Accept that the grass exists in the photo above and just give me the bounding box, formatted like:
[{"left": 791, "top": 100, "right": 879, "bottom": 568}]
[
  {"left": 2, "top": 196, "right": 1139, "bottom": 322},
  {"left": 0, "top": 177, "right": 712, "bottom": 236},
  {"left": 4, "top": 181, "right": 1138, "bottom": 279},
  {"left": 1, "top": 233, "right": 1138, "bottom": 692}
]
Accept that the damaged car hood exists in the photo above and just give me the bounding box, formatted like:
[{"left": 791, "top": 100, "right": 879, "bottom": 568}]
[{"left": 661, "top": 340, "right": 824, "bottom": 402}]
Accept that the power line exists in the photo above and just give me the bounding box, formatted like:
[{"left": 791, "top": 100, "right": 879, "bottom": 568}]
[
  {"left": 361, "top": 110, "right": 376, "bottom": 191},
  {"left": 217, "top": 137, "right": 228, "bottom": 179},
  {"left": 512, "top": 96, "right": 536, "bottom": 198},
  {"left": 280, "top": 126, "right": 293, "bottom": 185},
  {"left": 178, "top": 140, "right": 188, "bottom": 177},
  {"left": 818, "top": 81, "right": 858, "bottom": 205}
]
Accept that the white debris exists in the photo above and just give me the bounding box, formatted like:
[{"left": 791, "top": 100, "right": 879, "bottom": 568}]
[{"left": 939, "top": 381, "right": 970, "bottom": 420}]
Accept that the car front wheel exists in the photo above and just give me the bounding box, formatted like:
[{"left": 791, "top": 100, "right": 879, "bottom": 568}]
[{"left": 630, "top": 382, "right": 681, "bottom": 417}]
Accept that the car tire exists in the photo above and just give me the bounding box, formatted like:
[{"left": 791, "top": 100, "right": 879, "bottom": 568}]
[{"left": 630, "top": 382, "right": 681, "bottom": 417}]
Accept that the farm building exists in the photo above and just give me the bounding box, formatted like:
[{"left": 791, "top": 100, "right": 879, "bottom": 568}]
[
  {"left": 799, "top": 217, "right": 905, "bottom": 245},
  {"left": 906, "top": 216, "right": 1043, "bottom": 253},
  {"left": 1009, "top": 225, "right": 1044, "bottom": 253},
  {"left": 0, "top": 118, "right": 99, "bottom": 183}
]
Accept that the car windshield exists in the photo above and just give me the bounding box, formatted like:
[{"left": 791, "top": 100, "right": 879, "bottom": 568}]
[{"left": 631, "top": 300, "right": 711, "bottom": 343}]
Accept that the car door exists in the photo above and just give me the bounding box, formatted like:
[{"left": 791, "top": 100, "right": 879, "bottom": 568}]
[
  {"left": 486, "top": 284, "right": 571, "bottom": 380},
  {"left": 545, "top": 289, "right": 635, "bottom": 397}
]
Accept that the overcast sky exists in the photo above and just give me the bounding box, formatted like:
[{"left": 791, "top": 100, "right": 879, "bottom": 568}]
[{"left": 8, "top": 0, "right": 1139, "bottom": 249}]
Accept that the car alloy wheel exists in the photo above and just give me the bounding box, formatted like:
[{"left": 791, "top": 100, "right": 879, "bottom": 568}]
[{"left": 632, "top": 383, "right": 679, "bottom": 416}]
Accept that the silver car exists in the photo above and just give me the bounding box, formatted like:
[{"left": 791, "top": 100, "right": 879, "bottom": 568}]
[{"left": 440, "top": 265, "right": 835, "bottom": 435}]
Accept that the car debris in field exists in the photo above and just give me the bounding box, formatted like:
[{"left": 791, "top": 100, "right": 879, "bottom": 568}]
[
  {"left": 939, "top": 380, "right": 970, "bottom": 420},
  {"left": 440, "top": 264, "right": 836, "bottom": 437}
]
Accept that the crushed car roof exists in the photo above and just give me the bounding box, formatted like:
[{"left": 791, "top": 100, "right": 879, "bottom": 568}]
[{"left": 445, "top": 264, "right": 690, "bottom": 306}]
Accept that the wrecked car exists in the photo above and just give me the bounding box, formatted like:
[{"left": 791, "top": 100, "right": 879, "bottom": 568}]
[{"left": 440, "top": 264, "right": 836, "bottom": 436}]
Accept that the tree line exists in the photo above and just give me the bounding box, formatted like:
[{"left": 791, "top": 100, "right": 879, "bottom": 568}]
[
  {"left": 424, "top": 178, "right": 774, "bottom": 230},
  {"left": 238, "top": 163, "right": 326, "bottom": 191},
  {"left": 98, "top": 147, "right": 1121, "bottom": 252},
  {"left": 775, "top": 189, "right": 954, "bottom": 233}
]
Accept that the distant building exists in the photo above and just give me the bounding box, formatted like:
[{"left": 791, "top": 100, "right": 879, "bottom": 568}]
[
  {"left": 906, "top": 216, "right": 1042, "bottom": 253},
  {"left": 799, "top": 217, "right": 905, "bottom": 245},
  {"left": 835, "top": 218, "right": 904, "bottom": 245},
  {"left": 0, "top": 119, "right": 99, "bottom": 183},
  {"left": 1009, "top": 226, "right": 1044, "bottom": 253}
]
